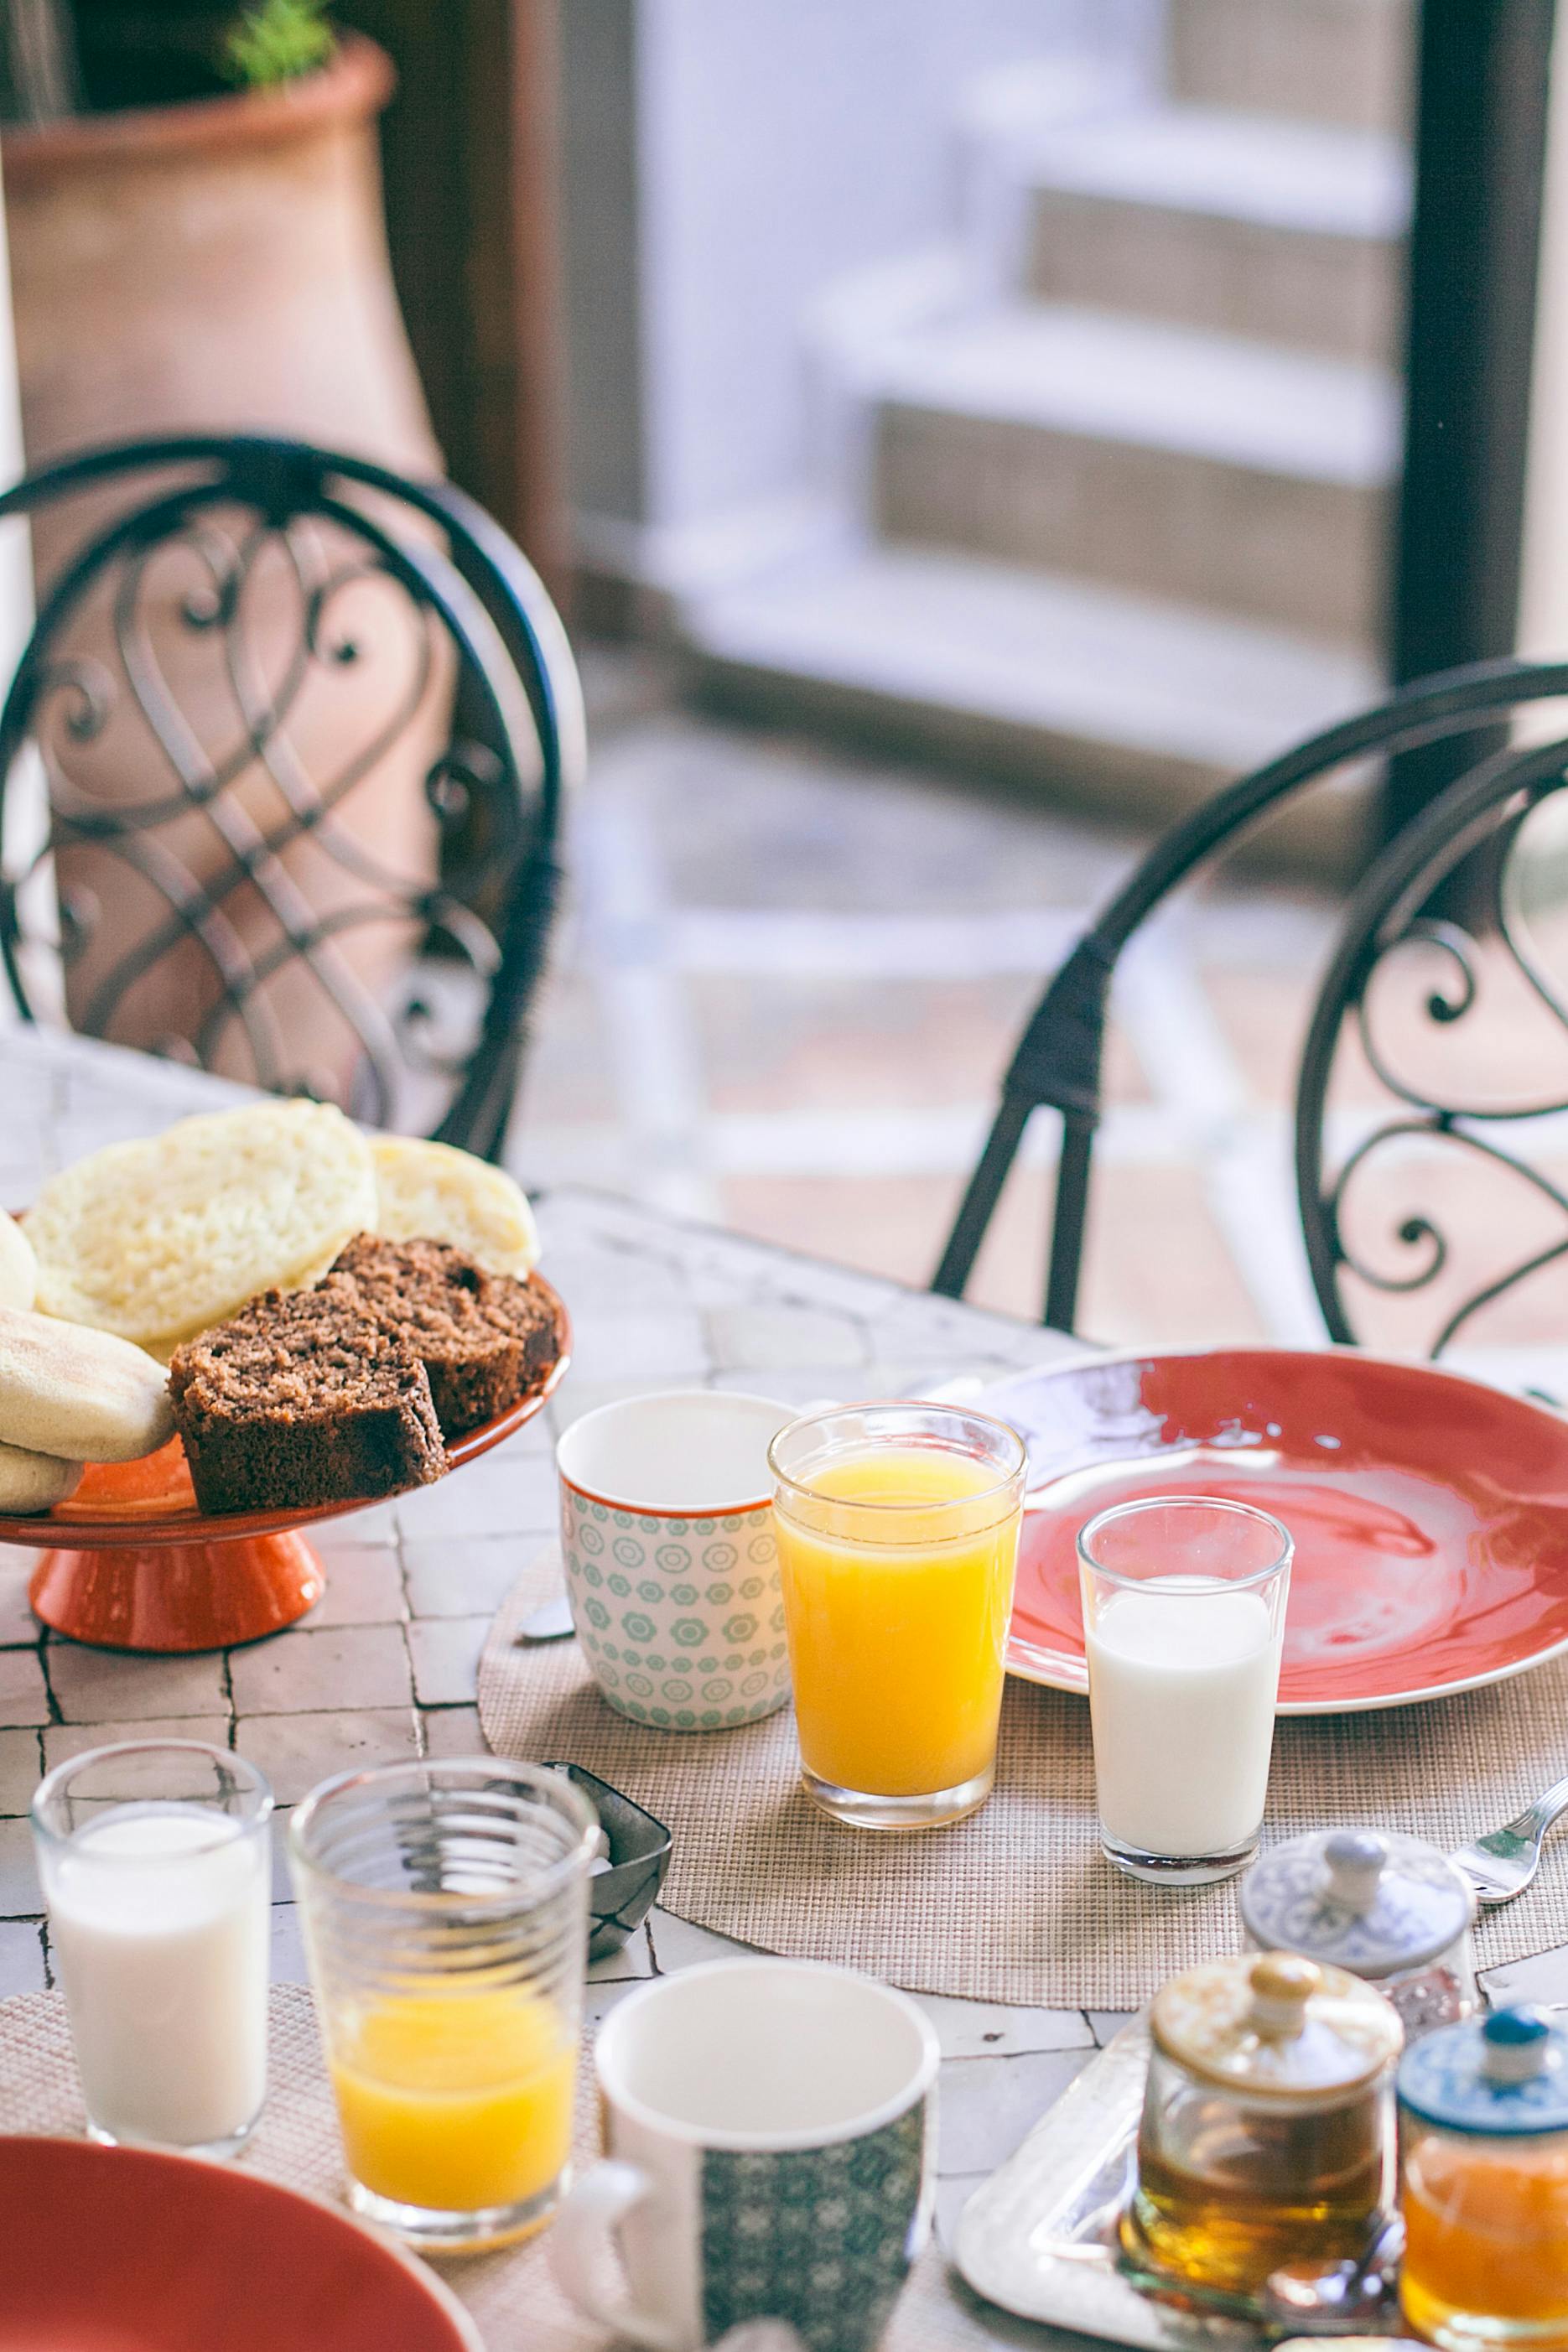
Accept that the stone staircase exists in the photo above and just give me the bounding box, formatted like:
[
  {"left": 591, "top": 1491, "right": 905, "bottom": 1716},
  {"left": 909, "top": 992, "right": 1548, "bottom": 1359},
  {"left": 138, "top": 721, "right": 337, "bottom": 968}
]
[{"left": 681, "top": 0, "right": 1412, "bottom": 868}]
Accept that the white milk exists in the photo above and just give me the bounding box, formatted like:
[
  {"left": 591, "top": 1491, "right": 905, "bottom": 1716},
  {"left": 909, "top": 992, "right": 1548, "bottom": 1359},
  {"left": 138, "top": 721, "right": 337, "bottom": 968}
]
[
  {"left": 1086, "top": 1578, "right": 1281, "bottom": 1857},
  {"left": 46, "top": 1803, "right": 269, "bottom": 2148}
]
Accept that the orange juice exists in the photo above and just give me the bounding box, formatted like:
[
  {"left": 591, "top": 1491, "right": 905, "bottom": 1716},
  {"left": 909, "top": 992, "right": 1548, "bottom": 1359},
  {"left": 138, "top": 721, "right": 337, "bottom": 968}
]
[
  {"left": 773, "top": 1445, "right": 1021, "bottom": 1798},
  {"left": 328, "top": 1983, "right": 575, "bottom": 2223},
  {"left": 1403, "top": 2135, "right": 1568, "bottom": 2343}
]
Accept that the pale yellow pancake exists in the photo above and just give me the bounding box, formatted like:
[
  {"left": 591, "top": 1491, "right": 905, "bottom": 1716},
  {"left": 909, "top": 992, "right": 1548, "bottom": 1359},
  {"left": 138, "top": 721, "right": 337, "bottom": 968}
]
[
  {"left": 27, "top": 1101, "right": 376, "bottom": 1349},
  {"left": 371, "top": 1135, "right": 539, "bottom": 1277}
]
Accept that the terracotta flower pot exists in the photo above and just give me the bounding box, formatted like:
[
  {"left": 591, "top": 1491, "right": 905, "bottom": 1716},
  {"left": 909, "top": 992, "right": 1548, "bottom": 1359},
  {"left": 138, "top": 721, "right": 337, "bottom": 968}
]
[{"left": 0, "top": 35, "right": 448, "bottom": 1099}]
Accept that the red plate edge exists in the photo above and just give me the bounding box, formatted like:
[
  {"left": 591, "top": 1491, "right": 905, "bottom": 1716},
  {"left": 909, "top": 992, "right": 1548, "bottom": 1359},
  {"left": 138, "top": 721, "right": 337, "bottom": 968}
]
[
  {"left": 986, "top": 1343, "right": 1568, "bottom": 1717},
  {"left": 0, "top": 2135, "right": 484, "bottom": 2352}
]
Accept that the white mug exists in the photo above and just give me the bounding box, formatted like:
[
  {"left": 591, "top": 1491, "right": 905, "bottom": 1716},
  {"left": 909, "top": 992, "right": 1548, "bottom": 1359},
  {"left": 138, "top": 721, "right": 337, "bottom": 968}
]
[
  {"left": 557, "top": 1392, "right": 796, "bottom": 1730},
  {"left": 551, "top": 1960, "right": 939, "bottom": 2352}
]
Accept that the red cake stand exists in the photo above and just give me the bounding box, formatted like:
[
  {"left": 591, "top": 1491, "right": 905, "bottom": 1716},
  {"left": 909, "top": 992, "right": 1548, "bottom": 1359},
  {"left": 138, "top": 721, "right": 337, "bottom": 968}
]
[{"left": 3, "top": 1282, "right": 569, "bottom": 1654}]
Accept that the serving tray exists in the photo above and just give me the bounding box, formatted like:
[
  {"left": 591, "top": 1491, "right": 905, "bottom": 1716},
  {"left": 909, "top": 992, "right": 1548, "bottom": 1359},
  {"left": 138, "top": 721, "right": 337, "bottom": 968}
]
[{"left": 952, "top": 2022, "right": 1404, "bottom": 2349}]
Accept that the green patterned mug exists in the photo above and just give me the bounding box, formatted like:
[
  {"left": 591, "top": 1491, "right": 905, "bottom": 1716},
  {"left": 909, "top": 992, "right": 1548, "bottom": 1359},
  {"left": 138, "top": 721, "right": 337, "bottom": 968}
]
[
  {"left": 550, "top": 1960, "right": 939, "bottom": 2352},
  {"left": 557, "top": 1392, "right": 796, "bottom": 1730}
]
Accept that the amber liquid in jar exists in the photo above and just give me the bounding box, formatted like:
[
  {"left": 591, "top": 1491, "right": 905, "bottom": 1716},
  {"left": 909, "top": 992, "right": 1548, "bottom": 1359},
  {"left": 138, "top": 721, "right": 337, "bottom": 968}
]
[
  {"left": 1402, "top": 2130, "right": 1568, "bottom": 2349},
  {"left": 1125, "top": 2083, "right": 1388, "bottom": 2295}
]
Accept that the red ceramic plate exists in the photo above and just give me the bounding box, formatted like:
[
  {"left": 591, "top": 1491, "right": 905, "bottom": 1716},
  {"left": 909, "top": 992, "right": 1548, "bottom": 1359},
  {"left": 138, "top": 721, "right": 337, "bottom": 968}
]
[
  {"left": 989, "top": 1348, "right": 1568, "bottom": 1715},
  {"left": 0, "top": 2137, "right": 480, "bottom": 2350}
]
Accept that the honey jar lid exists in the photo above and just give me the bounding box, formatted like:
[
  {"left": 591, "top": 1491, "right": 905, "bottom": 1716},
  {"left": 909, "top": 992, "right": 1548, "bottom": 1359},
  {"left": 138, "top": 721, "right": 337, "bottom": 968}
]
[
  {"left": 1240, "top": 1828, "right": 1475, "bottom": 1980},
  {"left": 1399, "top": 2007, "right": 1568, "bottom": 2136},
  {"left": 1150, "top": 1952, "right": 1403, "bottom": 2097}
]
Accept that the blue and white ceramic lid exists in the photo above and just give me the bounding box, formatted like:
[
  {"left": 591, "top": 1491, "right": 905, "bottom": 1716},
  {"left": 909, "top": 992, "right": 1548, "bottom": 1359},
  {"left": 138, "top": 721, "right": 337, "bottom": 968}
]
[
  {"left": 1399, "top": 2008, "right": 1568, "bottom": 2136},
  {"left": 1239, "top": 1828, "right": 1473, "bottom": 1980}
]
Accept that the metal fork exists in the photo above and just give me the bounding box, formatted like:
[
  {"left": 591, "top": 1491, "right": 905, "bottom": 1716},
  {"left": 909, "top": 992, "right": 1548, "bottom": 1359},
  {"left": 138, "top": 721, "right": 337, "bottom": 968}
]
[{"left": 1451, "top": 1776, "right": 1568, "bottom": 1906}]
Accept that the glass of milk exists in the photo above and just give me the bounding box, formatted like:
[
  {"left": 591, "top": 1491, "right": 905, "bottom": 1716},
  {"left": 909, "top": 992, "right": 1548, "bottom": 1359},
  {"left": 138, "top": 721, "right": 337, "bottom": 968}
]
[
  {"left": 30, "top": 1739, "right": 273, "bottom": 2156},
  {"left": 1077, "top": 1495, "right": 1292, "bottom": 1886}
]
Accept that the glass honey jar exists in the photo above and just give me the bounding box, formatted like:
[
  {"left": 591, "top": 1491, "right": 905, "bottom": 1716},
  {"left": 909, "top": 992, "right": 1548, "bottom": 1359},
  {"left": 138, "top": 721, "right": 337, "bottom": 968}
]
[
  {"left": 1124, "top": 1950, "right": 1403, "bottom": 2297},
  {"left": 1241, "top": 1827, "right": 1477, "bottom": 2043},
  {"left": 1400, "top": 2007, "right": 1568, "bottom": 2351}
]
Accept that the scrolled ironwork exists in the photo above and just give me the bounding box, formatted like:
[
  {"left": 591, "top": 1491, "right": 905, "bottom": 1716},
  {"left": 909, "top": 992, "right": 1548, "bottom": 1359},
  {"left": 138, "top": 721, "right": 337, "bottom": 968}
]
[
  {"left": 936, "top": 654, "right": 1568, "bottom": 1332},
  {"left": 0, "top": 434, "right": 583, "bottom": 1160},
  {"left": 1296, "top": 727, "right": 1568, "bottom": 1355}
]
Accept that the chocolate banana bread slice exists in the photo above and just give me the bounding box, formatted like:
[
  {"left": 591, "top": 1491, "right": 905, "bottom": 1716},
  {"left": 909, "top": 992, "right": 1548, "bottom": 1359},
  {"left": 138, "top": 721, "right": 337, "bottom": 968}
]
[
  {"left": 327, "top": 1234, "right": 561, "bottom": 1439},
  {"left": 168, "top": 1285, "right": 445, "bottom": 1514}
]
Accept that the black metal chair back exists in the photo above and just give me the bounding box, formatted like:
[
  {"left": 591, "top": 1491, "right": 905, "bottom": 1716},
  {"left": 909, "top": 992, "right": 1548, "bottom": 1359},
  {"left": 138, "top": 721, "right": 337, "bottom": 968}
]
[
  {"left": 1296, "top": 722, "right": 1568, "bottom": 1359},
  {"left": 0, "top": 433, "right": 584, "bottom": 1160},
  {"left": 934, "top": 657, "right": 1568, "bottom": 1331}
]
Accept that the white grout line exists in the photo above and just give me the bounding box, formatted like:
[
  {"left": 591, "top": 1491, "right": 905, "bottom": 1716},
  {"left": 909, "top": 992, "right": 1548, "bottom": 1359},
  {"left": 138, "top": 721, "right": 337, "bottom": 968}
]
[
  {"left": 672, "top": 907, "right": 1082, "bottom": 977},
  {"left": 1114, "top": 914, "right": 1249, "bottom": 1131},
  {"left": 1207, "top": 1122, "right": 1336, "bottom": 1346},
  {"left": 516, "top": 1102, "right": 1243, "bottom": 1184},
  {"left": 669, "top": 897, "right": 1337, "bottom": 978},
  {"left": 571, "top": 800, "right": 721, "bottom": 1220},
  {"left": 1111, "top": 915, "right": 1316, "bottom": 1341}
]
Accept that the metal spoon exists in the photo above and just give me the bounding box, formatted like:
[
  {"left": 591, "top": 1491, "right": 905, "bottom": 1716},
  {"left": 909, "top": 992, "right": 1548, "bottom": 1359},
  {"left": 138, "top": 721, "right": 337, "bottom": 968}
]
[
  {"left": 1264, "top": 2213, "right": 1403, "bottom": 2333},
  {"left": 1451, "top": 1774, "right": 1568, "bottom": 1906},
  {"left": 515, "top": 1591, "right": 575, "bottom": 1643}
]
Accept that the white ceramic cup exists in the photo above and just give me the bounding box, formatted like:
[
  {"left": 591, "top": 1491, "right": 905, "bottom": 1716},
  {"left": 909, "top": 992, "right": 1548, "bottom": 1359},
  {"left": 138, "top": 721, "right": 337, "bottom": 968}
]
[
  {"left": 557, "top": 1391, "right": 796, "bottom": 1730},
  {"left": 550, "top": 1960, "right": 939, "bottom": 2352}
]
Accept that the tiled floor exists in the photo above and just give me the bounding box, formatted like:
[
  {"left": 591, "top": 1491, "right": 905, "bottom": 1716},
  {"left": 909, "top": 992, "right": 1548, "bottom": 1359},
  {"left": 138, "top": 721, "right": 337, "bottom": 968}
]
[
  {"left": 510, "top": 646, "right": 1344, "bottom": 1353},
  {"left": 506, "top": 648, "right": 1568, "bottom": 1394}
]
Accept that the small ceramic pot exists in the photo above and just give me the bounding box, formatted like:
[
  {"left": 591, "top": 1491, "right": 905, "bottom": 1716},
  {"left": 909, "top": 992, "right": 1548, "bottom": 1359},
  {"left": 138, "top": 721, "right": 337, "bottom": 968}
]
[{"left": 556, "top": 1392, "right": 795, "bottom": 1731}]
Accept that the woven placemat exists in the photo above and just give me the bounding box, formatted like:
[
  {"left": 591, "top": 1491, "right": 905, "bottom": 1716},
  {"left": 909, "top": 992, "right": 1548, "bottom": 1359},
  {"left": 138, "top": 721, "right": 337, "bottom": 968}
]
[
  {"left": 0, "top": 1986, "right": 976, "bottom": 2352},
  {"left": 480, "top": 1549, "right": 1568, "bottom": 2011}
]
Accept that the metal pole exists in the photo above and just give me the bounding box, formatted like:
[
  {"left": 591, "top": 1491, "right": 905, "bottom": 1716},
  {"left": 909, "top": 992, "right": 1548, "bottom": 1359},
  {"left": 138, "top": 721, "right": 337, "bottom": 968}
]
[{"left": 1386, "top": 0, "right": 1557, "bottom": 840}]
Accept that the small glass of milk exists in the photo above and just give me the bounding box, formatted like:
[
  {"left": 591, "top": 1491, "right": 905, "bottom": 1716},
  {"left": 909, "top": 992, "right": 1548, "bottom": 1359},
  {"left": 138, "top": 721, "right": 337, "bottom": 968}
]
[
  {"left": 1077, "top": 1495, "right": 1292, "bottom": 1886},
  {"left": 30, "top": 1740, "right": 273, "bottom": 2157}
]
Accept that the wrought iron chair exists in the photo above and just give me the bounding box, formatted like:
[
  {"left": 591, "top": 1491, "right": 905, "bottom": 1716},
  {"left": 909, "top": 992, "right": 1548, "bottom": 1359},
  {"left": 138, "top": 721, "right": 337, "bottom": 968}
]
[
  {"left": 933, "top": 655, "right": 1568, "bottom": 1339},
  {"left": 1296, "top": 720, "right": 1568, "bottom": 1362},
  {"left": 0, "top": 432, "right": 584, "bottom": 1160}
]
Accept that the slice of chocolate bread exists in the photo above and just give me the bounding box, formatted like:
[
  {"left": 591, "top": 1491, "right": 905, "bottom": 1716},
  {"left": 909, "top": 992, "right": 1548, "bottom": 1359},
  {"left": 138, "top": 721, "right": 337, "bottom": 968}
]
[
  {"left": 168, "top": 1285, "right": 445, "bottom": 1514},
  {"left": 326, "top": 1234, "right": 561, "bottom": 1439}
]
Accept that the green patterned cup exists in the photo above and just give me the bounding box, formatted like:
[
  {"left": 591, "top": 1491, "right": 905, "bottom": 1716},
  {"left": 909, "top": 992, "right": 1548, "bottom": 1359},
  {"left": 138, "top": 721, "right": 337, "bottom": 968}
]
[
  {"left": 557, "top": 1392, "right": 795, "bottom": 1730},
  {"left": 550, "top": 1960, "right": 938, "bottom": 2352}
]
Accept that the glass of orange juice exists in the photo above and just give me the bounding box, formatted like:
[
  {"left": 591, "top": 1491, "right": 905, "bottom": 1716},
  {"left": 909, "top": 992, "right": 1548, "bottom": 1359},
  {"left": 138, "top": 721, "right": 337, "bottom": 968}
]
[
  {"left": 290, "top": 1759, "right": 597, "bottom": 2251},
  {"left": 769, "top": 1402, "right": 1026, "bottom": 1830}
]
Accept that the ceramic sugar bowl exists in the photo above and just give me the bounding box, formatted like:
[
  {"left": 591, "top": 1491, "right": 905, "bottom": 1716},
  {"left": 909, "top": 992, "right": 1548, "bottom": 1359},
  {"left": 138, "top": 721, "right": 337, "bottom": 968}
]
[
  {"left": 1124, "top": 1950, "right": 1404, "bottom": 2297},
  {"left": 1241, "top": 1828, "right": 1477, "bottom": 2042}
]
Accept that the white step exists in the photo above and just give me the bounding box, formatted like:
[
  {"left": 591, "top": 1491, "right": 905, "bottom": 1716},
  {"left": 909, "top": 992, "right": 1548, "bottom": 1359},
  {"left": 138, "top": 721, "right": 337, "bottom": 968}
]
[
  {"left": 864, "top": 305, "right": 1399, "bottom": 642},
  {"left": 1168, "top": 0, "right": 1413, "bottom": 137},
  {"left": 1024, "top": 106, "right": 1409, "bottom": 363},
  {"left": 867, "top": 303, "right": 1399, "bottom": 485},
  {"left": 1025, "top": 106, "right": 1409, "bottom": 241},
  {"left": 683, "top": 544, "right": 1379, "bottom": 873}
]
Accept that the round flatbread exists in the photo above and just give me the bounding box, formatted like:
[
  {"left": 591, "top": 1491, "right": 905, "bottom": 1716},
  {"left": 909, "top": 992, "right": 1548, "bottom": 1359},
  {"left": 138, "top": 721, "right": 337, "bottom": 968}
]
[
  {"left": 0, "top": 1306, "right": 174, "bottom": 1463},
  {"left": 0, "top": 1440, "right": 80, "bottom": 1516},
  {"left": 26, "top": 1100, "right": 377, "bottom": 1349},
  {"left": 0, "top": 1212, "right": 36, "bottom": 1312},
  {"left": 371, "top": 1135, "right": 539, "bottom": 1278}
]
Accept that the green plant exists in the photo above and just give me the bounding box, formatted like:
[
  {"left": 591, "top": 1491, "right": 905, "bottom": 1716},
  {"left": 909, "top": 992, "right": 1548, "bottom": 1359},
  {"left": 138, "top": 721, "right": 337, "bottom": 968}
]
[{"left": 222, "top": 0, "right": 335, "bottom": 90}]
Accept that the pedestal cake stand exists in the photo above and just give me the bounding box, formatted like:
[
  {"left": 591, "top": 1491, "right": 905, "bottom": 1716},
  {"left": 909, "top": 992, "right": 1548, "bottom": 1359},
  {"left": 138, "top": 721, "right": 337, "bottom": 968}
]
[{"left": 0, "top": 1281, "right": 570, "bottom": 1653}]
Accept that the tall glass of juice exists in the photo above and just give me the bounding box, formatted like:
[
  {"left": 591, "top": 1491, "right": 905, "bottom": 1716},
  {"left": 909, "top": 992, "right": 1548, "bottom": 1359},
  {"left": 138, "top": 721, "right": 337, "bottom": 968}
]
[
  {"left": 290, "top": 1758, "right": 597, "bottom": 2252},
  {"left": 769, "top": 1401, "right": 1026, "bottom": 1830}
]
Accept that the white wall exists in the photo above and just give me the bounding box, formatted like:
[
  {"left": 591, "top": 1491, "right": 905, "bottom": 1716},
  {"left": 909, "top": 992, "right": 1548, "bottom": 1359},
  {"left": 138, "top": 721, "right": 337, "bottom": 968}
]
[{"left": 561, "top": 0, "right": 1161, "bottom": 553}]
